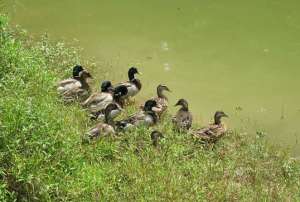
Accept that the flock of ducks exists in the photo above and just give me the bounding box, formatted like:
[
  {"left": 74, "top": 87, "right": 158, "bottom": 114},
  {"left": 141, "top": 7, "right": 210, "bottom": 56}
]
[{"left": 57, "top": 65, "right": 229, "bottom": 146}]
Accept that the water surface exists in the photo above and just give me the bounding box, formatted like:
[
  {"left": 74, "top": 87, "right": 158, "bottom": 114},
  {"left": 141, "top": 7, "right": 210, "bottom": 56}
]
[{"left": 3, "top": 0, "right": 300, "bottom": 154}]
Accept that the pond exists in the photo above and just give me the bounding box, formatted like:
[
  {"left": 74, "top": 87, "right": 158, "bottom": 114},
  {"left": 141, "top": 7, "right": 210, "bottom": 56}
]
[{"left": 3, "top": 0, "right": 300, "bottom": 154}]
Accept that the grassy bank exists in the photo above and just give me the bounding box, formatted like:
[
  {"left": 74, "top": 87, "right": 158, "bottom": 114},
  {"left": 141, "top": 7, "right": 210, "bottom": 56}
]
[{"left": 0, "top": 15, "right": 300, "bottom": 201}]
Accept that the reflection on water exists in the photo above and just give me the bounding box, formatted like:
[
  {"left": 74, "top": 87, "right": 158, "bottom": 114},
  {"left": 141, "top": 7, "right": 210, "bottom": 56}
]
[{"left": 3, "top": 0, "right": 300, "bottom": 154}]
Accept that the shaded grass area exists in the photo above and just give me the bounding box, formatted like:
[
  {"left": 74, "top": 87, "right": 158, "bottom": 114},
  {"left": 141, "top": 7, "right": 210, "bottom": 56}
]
[{"left": 0, "top": 15, "right": 300, "bottom": 201}]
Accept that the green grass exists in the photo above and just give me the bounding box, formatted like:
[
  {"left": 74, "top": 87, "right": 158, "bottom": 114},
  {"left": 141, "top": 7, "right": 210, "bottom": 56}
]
[{"left": 0, "top": 15, "right": 300, "bottom": 201}]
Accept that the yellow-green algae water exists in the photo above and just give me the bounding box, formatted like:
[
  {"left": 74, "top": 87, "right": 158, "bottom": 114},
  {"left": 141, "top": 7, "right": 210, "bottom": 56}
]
[{"left": 2, "top": 0, "right": 300, "bottom": 154}]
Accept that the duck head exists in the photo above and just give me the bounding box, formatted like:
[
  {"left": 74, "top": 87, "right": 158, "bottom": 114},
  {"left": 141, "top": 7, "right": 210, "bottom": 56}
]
[
  {"left": 128, "top": 67, "right": 140, "bottom": 80},
  {"left": 78, "top": 69, "right": 93, "bottom": 80},
  {"left": 72, "top": 65, "right": 84, "bottom": 78},
  {"left": 150, "top": 130, "right": 164, "bottom": 147},
  {"left": 101, "top": 80, "right": 113, "bottom": 93},
  {"left": 214, "top": 111, "right": 228, "bottom": 125},
  {"left": 175, "top": 99, "right": 189, "bottom": 110},
  {"left": 157, "top": 84, "right": 171, "bottom": 99},
  {"left": 113, "top": 85, "right": 128, "bottom": 105},
  {"left": 144, "top": 99, "right": 159, "bottom": 112},
  {"left": 104, "top": 103, "right": 123, "bottom": 124}
]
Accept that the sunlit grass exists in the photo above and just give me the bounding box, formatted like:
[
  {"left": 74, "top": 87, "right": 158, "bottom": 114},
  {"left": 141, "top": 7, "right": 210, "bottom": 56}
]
[{"left": 0, "top": 15, "right": 300, "bottom": 201}]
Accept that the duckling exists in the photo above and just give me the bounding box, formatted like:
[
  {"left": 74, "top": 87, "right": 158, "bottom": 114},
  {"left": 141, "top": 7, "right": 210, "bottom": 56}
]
[
  {"left": 173, "top": 99, "right": 193, "bottom": 131},
  {"left": 153, "top": 84, "right": 171, "bottom": 117},
  {"left": 193, "top": 111, "right": 228, "bottom": 143},
  {"left": 82, "top": 80, "right": 114, "bottom": 116},
  {"left": 150, "top": 130, "right": 164, "bottom": 147},
  {"left": 86, "top": 103, "right": 123, "bottom": 140},
  {"left": 116, "top": 99, "right": 159, "bottom": 130},
  {"left": 57, "top": 69, "right": 92, "bottom": 102},
  {"left": 114, "top": 67, "right": 142, "bottom": 99}
]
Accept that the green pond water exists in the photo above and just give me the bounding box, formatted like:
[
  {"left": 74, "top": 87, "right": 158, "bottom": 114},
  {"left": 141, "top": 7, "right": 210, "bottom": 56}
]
[{"left": 2, "top": 0, "right": 300, "bottom": 154}]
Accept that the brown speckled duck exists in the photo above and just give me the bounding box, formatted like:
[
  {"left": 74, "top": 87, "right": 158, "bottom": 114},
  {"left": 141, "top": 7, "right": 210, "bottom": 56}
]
[
  {"left": 193, "top": 111, "right": 228, "bottom": 143},
  {"left": 173, "top": 99, "right": 193, "bottom": 131},
  {"left": 85, "top": 103, "right": 123, "bottom": 140},
  {"left": 57, "top": 66, "right": 92, "bottom": 102},
  {"left": 153, "top": 84, "right": 171, "bottom": 117}
]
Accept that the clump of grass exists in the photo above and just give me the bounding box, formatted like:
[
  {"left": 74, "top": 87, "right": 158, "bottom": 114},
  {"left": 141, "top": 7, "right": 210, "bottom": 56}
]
[{"left": 0, "top": 15, "right": 300, "bottom": 201}]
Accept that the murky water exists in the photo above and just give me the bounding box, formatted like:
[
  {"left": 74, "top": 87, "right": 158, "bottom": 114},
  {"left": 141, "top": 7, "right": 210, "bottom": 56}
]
[{"left": 3, "top": 0, "right": 300, "bottom": 154}]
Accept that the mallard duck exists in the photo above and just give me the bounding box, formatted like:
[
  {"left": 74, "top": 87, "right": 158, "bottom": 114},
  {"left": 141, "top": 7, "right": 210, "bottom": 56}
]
[
  {"left": 85, "top": 103, "right": 123, "bottom": 140},
  {"left": 72, "top": 65, "right": 84, "bottom": 77},
  {"left": 114, "top": 67, "right": 142, "bottom": 99},
  {"left": 82, "top": 80, "right": 114, "bottom": 116},
  {"left": 153, "top": 84, "right": 171, "bottom": 117},
  {"left": 57, "top": 69, "right": 92, "bottom": 102},
  {"left": 116, "top": 99, "right": 159, "bottom": 130},
  {"left": 85, "top": 84, "right": 128, "bottom": 120},
  {"left": 57, "top": 65, "right": 84, "bottom": 93},
  {"left": 193, "top": 111, "right": 228, "bottom": 143},
  {"left": 173, "top": 99, "right": 193, "bottom": 131},
  {"left": 150, "top": 130, "right": 164, "bottom": 147},
  {"left": 112, "top": 85, "right": 129, "bottom": 107}
]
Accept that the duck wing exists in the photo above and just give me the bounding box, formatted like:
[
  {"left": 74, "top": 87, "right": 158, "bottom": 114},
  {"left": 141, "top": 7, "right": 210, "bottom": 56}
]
[
  {"left": 194, "top": 124, "right": 226, "bottom": 142},
  {"left": 115, "top": 82, "right": 138, "bottom": 97},
  {"left": 116, "top": 111, "right": 145, "bottom": 130},
  {"left": 87, "top": 123, "right": 115, "bottom": 139},
  {"left": 57, "top": 79, "right": 81, "bottom": 94},
  {"left": 127, "top": 111, "right": 146, "bottom": 125},
  {"left": 58, "top": 78, "right": 77, "bottom": 86},
  {"left": 82, "top": 92, "right": 113, "bottom": 112},
  {"left": 63, "top": 86, "right": 89, "bottom": 102}
]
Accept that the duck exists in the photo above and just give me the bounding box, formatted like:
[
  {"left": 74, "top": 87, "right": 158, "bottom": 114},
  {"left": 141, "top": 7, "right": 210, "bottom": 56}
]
[
  {"left": 57, "top": 65, "right": 84, "bottom": 93},
  {"left": 85, "top": 103, "right": 123, "bottom": 140},
  {"left": 150, "top": 130, "right": 164, "bottom": 147},
  {"left": 114, "top": 67, "right": 142, "bottom": 100},
  {"left": 112, "top": 85, "right": 129, "bottom": 107},
  {"left": 173, "top": 99, "right": 193, "bottom": 131},
  {"left": 72, "top": 65, "right": 84, "bottom": 77},
  {"left": 94, "top": 85, "right": 129, "bottom": 120},
  {"left": 116, "top": 99, "right": 159, "bottom": 131},
  {"left": 153, "top": 84, "right": 171, "bottom": 117},
  {"left": 192, "top": 111, "right": 228, "bottom": 143},
  {"left": 82, "top": 80, "right": 114, "bottom": 117},
  {"left": 57, "top": 68, "right": 92, "bottom": 102}
]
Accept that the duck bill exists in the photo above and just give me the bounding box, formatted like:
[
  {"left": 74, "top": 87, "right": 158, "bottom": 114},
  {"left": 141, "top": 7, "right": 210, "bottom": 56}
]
[
  {"left": 165, "top": 87, "right": 171, "bottom": 92},
  {"left": 152, "top": 106, "right": 161, "bottom": 112},
  {"left": 107, "top": 86, "right": 114, "bottom": 91}
]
